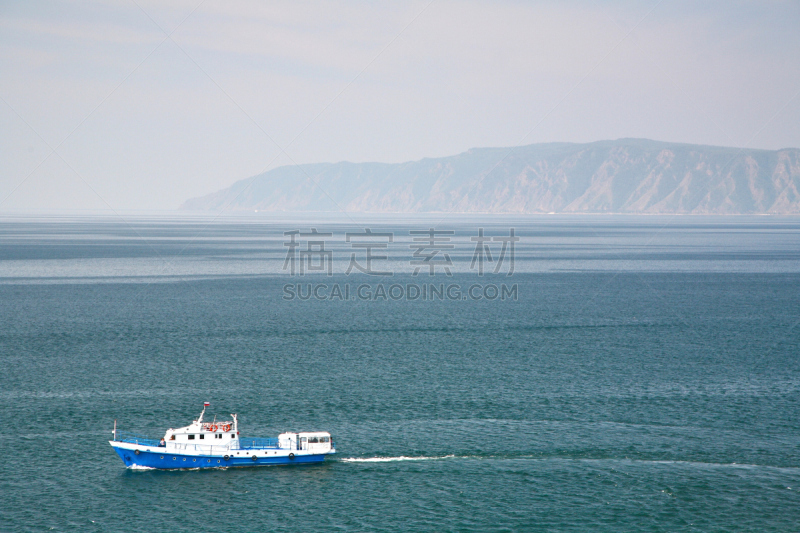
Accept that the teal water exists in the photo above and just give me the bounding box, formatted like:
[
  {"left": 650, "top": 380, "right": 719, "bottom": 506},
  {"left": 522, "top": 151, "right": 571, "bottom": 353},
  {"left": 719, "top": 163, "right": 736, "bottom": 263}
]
[{"left": 1, "top": 215, "right": 799, "bottom": 532}]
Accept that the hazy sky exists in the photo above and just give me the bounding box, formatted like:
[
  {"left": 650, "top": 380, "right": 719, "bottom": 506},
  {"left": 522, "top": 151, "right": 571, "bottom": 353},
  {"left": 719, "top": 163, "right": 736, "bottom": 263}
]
[{"left": 1, "top": 0, "right": 799, "bottom": 210}]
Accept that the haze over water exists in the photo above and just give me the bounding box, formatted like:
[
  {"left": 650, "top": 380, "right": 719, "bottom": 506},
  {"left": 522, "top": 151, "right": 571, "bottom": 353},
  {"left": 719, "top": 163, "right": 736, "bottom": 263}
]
[{"left": 1, "top": 214, "right": 799, "bottom": 532}]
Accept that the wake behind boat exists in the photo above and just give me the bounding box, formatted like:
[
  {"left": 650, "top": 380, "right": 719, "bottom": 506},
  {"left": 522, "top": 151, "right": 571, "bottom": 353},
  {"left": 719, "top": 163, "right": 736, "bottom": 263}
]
[{"left": 109, "top": 402, "right": 335, "bottom": 469}]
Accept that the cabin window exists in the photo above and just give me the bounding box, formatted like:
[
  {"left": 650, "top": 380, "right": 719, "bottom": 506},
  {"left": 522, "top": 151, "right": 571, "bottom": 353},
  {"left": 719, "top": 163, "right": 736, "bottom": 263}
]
[
  {"left": 199, "top": 434, "right": 204, "bottom": 439},
  {"left": 231, "top": 434, "right": 235, "bottom": 438},
  {"left": 188, "top": 435, "right": 195, "bottom": 440},
  {"left": 322, "top": 437, "right": 329, "bottom": 443}
]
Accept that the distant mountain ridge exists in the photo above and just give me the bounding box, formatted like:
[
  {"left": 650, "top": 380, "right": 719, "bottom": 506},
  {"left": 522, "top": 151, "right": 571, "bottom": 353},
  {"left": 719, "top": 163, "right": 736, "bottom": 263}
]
[{"left": 181, "top": 139, "right": 800, "bottom": 214}]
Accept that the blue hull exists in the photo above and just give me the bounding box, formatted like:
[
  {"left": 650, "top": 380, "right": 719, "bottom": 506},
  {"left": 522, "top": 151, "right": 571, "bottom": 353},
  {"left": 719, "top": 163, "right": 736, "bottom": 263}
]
[{"left": 112, "top": 446, "right": 327, "bottom": 469}]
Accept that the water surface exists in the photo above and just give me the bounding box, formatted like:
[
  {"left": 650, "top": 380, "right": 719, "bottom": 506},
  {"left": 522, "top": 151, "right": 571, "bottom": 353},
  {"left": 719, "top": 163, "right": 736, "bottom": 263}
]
[{"left": 1, "top": 214, "right": 799, "bottom": 532}]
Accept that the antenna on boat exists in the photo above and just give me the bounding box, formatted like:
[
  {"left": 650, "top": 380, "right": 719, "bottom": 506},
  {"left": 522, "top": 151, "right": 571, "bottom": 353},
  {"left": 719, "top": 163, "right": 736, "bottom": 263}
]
[{"left": 113, "top": 419, "right": 117, "bottom": 441}]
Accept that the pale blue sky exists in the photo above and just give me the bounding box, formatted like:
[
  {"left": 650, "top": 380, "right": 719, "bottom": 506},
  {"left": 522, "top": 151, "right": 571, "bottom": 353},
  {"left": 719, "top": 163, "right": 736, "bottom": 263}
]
[{"left": 1, "top": 0, "right": 799, "bottom": 210}]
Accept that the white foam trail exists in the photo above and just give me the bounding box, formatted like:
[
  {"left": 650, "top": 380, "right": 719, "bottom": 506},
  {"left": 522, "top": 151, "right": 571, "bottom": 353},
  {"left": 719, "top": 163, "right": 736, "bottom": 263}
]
[
  {"left": 341, "top": 454, "right": 455, "bottom": 463},
  {"left": 128, "top": 464, "right": 156, "bottom": 470}
]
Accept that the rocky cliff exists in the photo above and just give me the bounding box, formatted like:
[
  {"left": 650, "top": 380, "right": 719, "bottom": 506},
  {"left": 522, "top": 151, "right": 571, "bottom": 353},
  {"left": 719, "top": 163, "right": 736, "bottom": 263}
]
[{"left": 181, "top": 139, "right": 800, "bottom": 214}]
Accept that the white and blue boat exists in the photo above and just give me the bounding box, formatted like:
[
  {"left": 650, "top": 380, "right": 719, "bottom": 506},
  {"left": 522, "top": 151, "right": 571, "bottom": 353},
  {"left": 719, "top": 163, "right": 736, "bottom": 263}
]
[{"left": 110, "top": 402, "right": 335, "bottom": 469}]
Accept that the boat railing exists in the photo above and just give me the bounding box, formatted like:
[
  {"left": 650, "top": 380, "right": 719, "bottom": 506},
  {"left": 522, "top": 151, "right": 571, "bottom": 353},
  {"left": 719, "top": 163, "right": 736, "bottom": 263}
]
[
  {"left": 114, "top": 432, "right": 282, "bottom": 452},
  {"left": 239, "top": 437, "right": 280, "bottom": 449},
  {"left": 167, "top": 443, "right": 232, "bottom": 453},
  {"left": 115, "top": 431, "right": 161, "bottom": 447}
]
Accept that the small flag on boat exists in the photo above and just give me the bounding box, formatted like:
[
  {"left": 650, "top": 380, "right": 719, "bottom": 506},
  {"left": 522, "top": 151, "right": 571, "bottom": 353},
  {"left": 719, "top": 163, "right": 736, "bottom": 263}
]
[{"left": 204, "top": 402, "right": 210, "bottom": 407}]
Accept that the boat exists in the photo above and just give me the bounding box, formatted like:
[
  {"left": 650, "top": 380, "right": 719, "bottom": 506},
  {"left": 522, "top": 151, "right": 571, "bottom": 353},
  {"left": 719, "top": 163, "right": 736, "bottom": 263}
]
[{"left": 109, "top": 402, "right": 335, "bottom": 469}]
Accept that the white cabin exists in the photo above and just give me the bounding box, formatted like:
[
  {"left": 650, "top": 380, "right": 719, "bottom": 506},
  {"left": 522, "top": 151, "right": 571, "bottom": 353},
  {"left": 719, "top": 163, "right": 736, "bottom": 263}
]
[
  {"left": 162, "top": 408, "right": 238, "bottom": 446},
  {"left": 279, "top": 431, "right": 333, "bottom": 452},
  {"left": 141, "top": 404, "right": 333, "bottom": 454}
]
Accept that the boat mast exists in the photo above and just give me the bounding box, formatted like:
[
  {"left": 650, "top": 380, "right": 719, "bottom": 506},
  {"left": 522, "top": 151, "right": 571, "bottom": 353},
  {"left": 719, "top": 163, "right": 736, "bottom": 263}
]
[{"left": 198, "top": 401, "right": 210, "bottom": 424}]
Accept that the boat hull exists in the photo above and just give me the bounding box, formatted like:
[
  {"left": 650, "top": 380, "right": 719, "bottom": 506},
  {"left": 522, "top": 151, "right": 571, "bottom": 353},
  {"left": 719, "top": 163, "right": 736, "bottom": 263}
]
[{"left": 111, "top": 444, "right": 329, "bottom": 469}]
